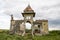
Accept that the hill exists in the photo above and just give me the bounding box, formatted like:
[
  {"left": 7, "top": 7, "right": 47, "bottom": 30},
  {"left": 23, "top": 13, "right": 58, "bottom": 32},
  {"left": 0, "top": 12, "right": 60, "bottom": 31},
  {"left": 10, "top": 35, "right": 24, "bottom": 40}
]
[{"left": 0, "top": 30, "right": 60, "bottom": 40}]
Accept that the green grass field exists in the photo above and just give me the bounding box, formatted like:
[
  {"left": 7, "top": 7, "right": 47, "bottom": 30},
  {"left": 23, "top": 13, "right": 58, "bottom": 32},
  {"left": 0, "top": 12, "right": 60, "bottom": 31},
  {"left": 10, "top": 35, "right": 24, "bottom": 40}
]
[{"left": 0, "top": 30, "right": 60, "bottom": 40}]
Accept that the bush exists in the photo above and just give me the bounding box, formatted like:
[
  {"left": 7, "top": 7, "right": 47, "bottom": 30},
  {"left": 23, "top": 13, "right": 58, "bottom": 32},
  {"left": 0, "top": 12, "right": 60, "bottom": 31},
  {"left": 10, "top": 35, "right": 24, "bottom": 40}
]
[{"left": 0, "top": 30, "right": 60, "bottom": 40}]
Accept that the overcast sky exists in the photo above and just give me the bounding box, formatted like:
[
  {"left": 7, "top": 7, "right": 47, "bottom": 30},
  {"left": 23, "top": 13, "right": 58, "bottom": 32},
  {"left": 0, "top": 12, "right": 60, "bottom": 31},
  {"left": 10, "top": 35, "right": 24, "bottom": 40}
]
[{"left": 0, "top": 0, "right": 60, "bottom": 31}]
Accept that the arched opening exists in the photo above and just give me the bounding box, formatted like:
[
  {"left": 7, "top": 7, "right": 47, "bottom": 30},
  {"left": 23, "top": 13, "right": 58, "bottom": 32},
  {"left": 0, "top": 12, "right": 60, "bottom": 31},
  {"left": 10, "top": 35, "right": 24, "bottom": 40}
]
[
  {"left": 25, "top": 22, "right": 32, "bottom": 33},
  {"left": 25, "top": 22, "right": 31, "bottom": 30}
]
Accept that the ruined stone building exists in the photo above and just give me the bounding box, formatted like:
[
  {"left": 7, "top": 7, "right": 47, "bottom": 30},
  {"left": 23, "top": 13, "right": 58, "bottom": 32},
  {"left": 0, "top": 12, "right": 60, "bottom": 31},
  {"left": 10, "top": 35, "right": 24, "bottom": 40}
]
[{"left": 10, "top": 5, "right": 49, "bottom": 36}]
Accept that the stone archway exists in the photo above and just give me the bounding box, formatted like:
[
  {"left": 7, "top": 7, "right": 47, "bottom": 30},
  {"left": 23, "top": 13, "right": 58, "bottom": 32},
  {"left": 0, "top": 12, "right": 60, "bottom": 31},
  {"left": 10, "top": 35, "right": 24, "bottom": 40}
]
[
  {"left": 25, "top": 22, "right": 31, "bottom": 30},
  {"left": 25, "top": 21, "right": 32, "bottom": 33}
]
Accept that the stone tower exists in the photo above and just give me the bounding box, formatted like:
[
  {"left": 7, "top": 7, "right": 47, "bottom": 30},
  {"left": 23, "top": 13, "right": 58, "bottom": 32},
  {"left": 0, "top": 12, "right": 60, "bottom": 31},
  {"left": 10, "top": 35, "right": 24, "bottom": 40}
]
[{"left": 22, "top": 5, "right": 35, "bottom": 36}]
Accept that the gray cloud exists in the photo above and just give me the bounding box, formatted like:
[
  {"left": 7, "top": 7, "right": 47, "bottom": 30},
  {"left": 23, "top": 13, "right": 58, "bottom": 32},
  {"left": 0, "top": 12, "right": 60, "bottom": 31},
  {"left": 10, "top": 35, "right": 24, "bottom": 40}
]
[
  {"left": 49, "top": 19, "right": 60, "bottom": 25},
  {"left": 40, "top": 3, "right": 60, "bottom": 10},
  {"left": 0, "top": 0, "right": 60, "bottom": 30}
]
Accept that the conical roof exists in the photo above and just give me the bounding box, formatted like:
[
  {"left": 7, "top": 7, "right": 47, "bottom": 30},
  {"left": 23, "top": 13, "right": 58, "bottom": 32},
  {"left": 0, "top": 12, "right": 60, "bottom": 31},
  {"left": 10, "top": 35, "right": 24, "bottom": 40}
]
[{"left": 24, "top": 5, "right": 34, "bottom": 13}]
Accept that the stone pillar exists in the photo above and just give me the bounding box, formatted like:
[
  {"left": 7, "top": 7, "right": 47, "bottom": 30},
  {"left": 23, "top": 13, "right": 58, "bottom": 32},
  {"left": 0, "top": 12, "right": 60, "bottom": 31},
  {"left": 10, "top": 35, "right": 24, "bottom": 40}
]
[
  {"left": 20, "top": 22, "right": 25, "bottom": 36},
  {"left": 23, "top": 16, "right": 26, "bottom": 36},
  {"left": 22, "top": 22, "right": 25, "bottom": 36},
  {"left": 32, "top": 24, "right": 34, "bottom": 36},
  {"left": 10, "top": 20, "right": 15, "bottom": 34},
  {"left": 10, "top": 14, "right": 15, "bottom": 34},
  {"left": 31, "top": 21, "right": 34, "bottom": 36},
  {"left": 40, "top": 24, "right": 42, "bottom": 35}
]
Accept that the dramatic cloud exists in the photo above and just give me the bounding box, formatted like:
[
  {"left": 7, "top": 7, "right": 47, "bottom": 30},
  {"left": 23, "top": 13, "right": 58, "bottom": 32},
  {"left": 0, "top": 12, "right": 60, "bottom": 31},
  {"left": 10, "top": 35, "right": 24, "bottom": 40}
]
[{"left": 0, "top": 0, "right": 60, "bottom": 30}]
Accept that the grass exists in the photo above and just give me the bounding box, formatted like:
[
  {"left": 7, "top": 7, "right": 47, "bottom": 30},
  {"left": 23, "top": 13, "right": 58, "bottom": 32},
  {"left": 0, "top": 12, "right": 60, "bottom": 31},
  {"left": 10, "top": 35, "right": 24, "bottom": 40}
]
[{"left": 0, "top": 30, "right": 60, "bottom": 40}]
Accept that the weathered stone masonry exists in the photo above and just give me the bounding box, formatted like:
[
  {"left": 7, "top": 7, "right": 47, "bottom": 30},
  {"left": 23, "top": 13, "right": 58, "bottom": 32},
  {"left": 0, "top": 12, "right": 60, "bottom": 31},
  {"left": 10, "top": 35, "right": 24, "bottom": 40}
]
[{"left": 10, "top": 5, "right": 49, "bottom": 36}]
